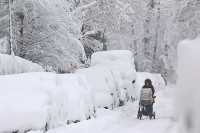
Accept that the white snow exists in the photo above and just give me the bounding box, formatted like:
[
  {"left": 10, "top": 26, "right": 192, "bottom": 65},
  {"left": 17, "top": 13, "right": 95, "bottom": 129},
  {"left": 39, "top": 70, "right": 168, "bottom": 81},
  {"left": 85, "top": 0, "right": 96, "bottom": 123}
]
[
  {"left": 45, "top": 86, "right": 176, "bottom": 133},
  {"left": 91, "top": 50, "right": 134, "bottom": 66},
  {"left": 176, "top": 37, "right": 200, "bottom": 133},
  {"left": 0, "top": 72, "right": 94, "bottom": 132},
  {"left": 26, "top": 131, "right": 43, "bottom": 133},
  {"left": 76, "top": 68, "right": 114, "bottom": 108},
  {"left": 0, "top": 50, "right": 175, "bottom": 133},
  {"left": 77, "top": 50, "right": 136, "bottom": 107},
  {"left": 135, "top": 72, "right": 166, "bottom": 99},
  {"left": 85, "top": 30, "right": 97, "bottom": 36},
  {"left": 0, "top": 54, "right": 44, "bottom": 75},
  {"left": 86, "top": 76, "right": 113, "bottom": 108}
]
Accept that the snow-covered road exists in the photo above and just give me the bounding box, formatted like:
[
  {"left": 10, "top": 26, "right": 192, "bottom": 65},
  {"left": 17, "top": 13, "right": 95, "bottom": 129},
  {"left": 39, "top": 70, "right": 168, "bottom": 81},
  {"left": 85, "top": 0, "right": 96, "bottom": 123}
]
[{"left": 46, "top": 86, "right": 177, "bottom": 133}]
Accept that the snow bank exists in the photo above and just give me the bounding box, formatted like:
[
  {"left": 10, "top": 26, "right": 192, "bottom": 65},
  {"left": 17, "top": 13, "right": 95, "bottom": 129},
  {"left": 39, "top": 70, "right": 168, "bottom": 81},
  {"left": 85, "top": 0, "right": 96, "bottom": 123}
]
[
  {"left": 135, "top": 72, "right": 165, "bottom": 99},
  {"left": 77, "top": 50, "right": 136, "bottom": 107},
  {"left": 0, "top": 72, "right": 94, "bottom": 132},
  {"left": 0, "top": 54, "right": 44, "bottom": 75},
  {"left": 176, "top": 37, "right": 200, "bottom": 133}
]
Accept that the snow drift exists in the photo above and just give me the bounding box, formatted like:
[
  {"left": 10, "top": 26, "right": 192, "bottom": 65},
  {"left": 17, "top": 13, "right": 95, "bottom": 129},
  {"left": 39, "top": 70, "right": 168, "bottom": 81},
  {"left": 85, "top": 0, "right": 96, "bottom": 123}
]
[
  {"left": 0, "top": 72, "right": 94, "bottom": 132},
  {"left": 77, "top": 50, "right": 136, "bottom": 107},
  {"left": 176, "top": 37, "right": 200, "bottom": 133},
  {"left": 0, "top": 54, "right": 44, "bottom": 75},
  {"left": 135, "top": 72, "right": 166, "bottom": 99}
]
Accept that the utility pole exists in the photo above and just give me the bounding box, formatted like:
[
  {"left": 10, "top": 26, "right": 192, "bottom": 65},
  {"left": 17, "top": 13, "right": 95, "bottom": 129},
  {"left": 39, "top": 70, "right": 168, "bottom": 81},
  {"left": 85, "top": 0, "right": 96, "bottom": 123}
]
[{"left": 9, "top": 0, "right": 14, "bottom": 56}]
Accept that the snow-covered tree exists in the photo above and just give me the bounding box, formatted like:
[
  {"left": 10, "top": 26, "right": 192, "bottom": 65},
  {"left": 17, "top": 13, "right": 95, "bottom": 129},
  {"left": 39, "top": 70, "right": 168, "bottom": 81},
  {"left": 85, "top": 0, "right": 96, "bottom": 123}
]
[
  {"left": 0, "top": 0, "right": 10, "bottom": 54},
  {"left": 81, "top": 0, "right": 146, "bottom": 58},
  {"left": 11, "top": 0, "right": 93, "bottom": 72},
  {"left": 1, "top": 0, "right": 200, "bottom": 82},
  {"left": 132, "top": 0, "right": 200, "bottom": 82},
  {"left": 157, "top": 0, "right": 200, "bottom": 82}
]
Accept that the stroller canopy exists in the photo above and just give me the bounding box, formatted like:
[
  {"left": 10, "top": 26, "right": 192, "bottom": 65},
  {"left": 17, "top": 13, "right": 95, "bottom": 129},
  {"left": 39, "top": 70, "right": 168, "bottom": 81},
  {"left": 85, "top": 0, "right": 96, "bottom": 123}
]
[{"left": 140, "top": 88, "right": 153, "bottom": 105}]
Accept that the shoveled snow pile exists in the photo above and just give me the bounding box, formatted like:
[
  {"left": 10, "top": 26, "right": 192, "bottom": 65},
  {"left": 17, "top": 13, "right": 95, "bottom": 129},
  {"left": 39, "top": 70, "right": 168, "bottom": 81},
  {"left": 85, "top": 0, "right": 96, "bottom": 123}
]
[
  {"left": 0, "top": 72, "right": 94, "bottom": 133},
  {"left": 135, "top": 72, "right": 166, "bottom": 99},
  {"left": 77, "top": 50, "right": 136, "bottom": 107},
  {"left": 176, "top": 37, "right": 200, "bottom": 133},
  {"left": 0, "top": 54, "right": 44, "bottom": 75}
]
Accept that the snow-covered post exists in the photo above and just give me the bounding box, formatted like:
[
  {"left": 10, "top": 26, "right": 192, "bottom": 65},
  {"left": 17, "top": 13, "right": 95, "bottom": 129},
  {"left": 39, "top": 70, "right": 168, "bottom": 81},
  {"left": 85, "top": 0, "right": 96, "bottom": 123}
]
[{"left": 8, "top": 0, "right": 14, "bottom": 56}]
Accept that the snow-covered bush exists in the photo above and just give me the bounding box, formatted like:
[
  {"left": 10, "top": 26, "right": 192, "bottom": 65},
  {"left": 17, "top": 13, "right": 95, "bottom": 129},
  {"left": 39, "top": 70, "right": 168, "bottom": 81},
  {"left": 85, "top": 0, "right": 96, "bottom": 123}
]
[
  {"left": 0, "top": 72, "right": 94, "bottom": 132},
  {"left": 77, "top": 50, "right": 136, "bottom": 107},
  {"left": 176, "top": 37, "right": 200, "bottom": 133},
  {"left": 0, "top": 54, "right": 44, "bottom": 75},
  {"left": 134, "top": 72, "right": 165, "bottom": 99}
]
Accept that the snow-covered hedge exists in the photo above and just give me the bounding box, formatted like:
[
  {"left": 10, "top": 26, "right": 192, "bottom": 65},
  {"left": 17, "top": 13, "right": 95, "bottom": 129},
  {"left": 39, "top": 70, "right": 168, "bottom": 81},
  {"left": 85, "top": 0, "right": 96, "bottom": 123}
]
[
  {"left": 77, "top": 50, "right": 136, "bottom": 107},
  {"left": 135, "top": 72, "right": 166, "bottom": 99},
  {"left": 0, "top": 72, "right": 94, "bottom": 132},
  {"left": 176, "top": 37, "right": 200, "bottom": 133},
  {"left": 0, "top": 54, "right": 44, "bottom": 75}
]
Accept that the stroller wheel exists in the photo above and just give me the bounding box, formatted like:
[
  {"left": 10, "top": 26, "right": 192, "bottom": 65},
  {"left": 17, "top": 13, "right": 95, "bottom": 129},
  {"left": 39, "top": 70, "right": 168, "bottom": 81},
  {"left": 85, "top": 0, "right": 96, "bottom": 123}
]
[
  {"left": 139, "top": 114, "right": 142, "bottom": 120},
  {"left": 153, "top": 112, "right": 156, "bottom": 119},
  {"left": 137, "top": 112, "right": 139, "bottom": 119},
  {"left": 149, "top": 114, "right": 152, "bottom": 119}
]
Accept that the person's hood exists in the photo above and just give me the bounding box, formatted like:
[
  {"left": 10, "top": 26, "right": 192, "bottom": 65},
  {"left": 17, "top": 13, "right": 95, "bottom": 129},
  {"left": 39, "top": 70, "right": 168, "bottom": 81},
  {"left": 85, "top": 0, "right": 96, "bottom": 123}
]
[{"left": 144, "top": 78, "right": 152, "bottom": 86}]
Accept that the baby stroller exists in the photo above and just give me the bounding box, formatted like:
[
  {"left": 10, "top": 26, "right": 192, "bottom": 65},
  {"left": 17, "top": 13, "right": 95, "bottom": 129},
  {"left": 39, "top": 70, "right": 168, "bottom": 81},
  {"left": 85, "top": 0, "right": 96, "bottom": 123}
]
[{"left": 137, "top": 88, "right": 156, "bottom": 120}]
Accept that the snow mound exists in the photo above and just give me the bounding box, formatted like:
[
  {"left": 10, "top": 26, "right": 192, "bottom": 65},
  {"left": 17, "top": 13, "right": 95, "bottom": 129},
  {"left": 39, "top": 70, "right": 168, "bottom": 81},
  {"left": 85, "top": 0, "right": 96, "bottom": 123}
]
[
  {"left": 0, "top": 72, "right": 94, "bottom": 132},
  {"left": 77, "top": 50, "right": 136, "bottom": 107},
  {"left": 0, "top": 54, "right": 44, "bottom": 75},
  {"left": 135, "top": 72, "right": 166, "bottom": 99},
  {"left": 177, "top": 37, "right": 200, "bottom": 133}
]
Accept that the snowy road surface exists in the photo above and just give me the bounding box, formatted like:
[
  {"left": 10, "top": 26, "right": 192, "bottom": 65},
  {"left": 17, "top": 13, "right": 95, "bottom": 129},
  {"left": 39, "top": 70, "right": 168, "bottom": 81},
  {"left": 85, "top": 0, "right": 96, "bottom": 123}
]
[{"left": 46, "top": 86, "right": 178, "bottom": 133}]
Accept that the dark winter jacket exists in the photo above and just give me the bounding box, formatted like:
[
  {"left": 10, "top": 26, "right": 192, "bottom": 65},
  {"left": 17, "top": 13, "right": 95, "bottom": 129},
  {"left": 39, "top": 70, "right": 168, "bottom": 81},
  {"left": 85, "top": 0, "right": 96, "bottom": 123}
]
[{"left": 142, "top": 79, "right": 155, "bottom": 96}]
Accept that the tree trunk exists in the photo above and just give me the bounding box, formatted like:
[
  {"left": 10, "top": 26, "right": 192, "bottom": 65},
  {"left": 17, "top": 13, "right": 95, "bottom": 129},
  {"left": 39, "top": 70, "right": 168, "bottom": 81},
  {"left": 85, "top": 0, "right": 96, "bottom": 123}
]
[
  {"left": 18, "top": 12, "right": 25, "bottom": 57},
  {"left": 8, "top": 0, "right": 14, "bottom": 55},
  {"left": 102, "top": 30, "right": 107, "bottom": 51},
  {"left": 152, "top": 7, "right": 160, "bottom": 72}
]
